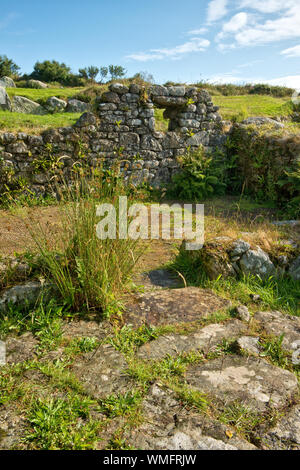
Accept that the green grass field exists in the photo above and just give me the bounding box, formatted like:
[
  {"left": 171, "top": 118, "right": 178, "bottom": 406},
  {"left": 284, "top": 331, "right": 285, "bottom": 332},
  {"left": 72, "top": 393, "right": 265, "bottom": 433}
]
[
  {"left": 213, "top": 94, "right": 294, "bottom": 121},
  {"left": 0, "top": 111, "right": 81, "bottom": 133},
  {"left": 1, "top": 86, "right": 299, "bottom": 134},
  {"left": 7, "top": 87, "right": 84, "bottom": 102}
]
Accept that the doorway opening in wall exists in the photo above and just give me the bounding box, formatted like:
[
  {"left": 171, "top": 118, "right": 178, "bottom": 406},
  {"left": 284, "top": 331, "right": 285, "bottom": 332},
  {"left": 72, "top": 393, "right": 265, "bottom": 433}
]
[{"left": 153, "top": 106, "right": 169, "bottom": 133}]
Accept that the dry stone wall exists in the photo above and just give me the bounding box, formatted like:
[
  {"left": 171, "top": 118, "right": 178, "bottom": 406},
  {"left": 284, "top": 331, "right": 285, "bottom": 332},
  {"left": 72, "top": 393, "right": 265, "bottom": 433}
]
[{"left": 0, "top": 83, "right": 225, "bottom": 194}]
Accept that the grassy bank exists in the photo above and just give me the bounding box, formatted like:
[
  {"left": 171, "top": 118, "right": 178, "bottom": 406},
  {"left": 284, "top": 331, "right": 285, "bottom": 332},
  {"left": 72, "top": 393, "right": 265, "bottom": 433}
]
[
  {"left": 0, "top": 111, "right": 81, "bottom": 133},
  {"left": 213, "top": 95, "right": 294, "bottom": 121}
]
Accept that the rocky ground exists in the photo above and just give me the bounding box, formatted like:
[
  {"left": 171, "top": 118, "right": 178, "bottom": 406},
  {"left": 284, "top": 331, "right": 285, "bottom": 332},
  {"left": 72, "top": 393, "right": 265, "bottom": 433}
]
[
  {"left": 0, "top": 264, "right": 299, "bottom": 450},
  {"left": 0, "top": 203, "right": 299, "bottom": 451}
]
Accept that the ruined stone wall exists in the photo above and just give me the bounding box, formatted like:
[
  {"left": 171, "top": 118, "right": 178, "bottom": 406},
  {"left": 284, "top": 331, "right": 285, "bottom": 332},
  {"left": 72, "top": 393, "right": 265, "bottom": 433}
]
[{"left": 0, "top": 84, "right": 225, "bottom": 195}]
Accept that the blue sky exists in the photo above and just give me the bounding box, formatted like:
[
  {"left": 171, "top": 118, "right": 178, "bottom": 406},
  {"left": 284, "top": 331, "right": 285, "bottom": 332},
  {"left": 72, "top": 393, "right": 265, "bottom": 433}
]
[{"left": 1, "top": 0, "right": 300, "bottom": 87}]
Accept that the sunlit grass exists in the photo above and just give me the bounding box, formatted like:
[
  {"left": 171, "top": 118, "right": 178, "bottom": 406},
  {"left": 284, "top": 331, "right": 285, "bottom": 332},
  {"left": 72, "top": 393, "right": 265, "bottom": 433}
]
[{"left": 0, "top": 110, "right": 81, "bottom": 133}]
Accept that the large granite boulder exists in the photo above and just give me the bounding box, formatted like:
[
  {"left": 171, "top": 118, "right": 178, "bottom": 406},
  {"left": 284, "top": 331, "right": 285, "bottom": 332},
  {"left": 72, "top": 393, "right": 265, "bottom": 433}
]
[
  {"left": 0, "top": 76, "right": 16, "bottom": 88},
  {"left": 242, "top": 117, "right": 284, "bottom": 129},
  {"left": 239, "top": 246, "right": 276, "bottom": 278},
  {"left": 46, "top": 96, "right": 67, "bottom": 113},
  {"left": 12, "top": 95, "right": 46, "bottom": 115},
  {"left": 27, "top": 79, "right": 48, "bottom": 89},
  {"left": 66, "top": 99, "right": 90, "bottom": 113},
  {"left": 0, "top": 86, "right": 12, "bottom": 111},
  {"left": 182, "top": 237, "right": 296, "bottom": 281},
  {"left": 0, "top": 282, "right": 45, "bottom": 313}
]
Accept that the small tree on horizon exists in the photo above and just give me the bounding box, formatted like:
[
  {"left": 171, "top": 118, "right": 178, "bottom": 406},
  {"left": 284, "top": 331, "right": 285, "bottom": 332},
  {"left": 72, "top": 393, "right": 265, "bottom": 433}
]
[
  {"left": 79, "top": 66, "right": 99, "bottom": 82},
  {"left": 108, "top": 65, "right": 126, "bottom": 81},
  {"left": 99, "top": 66, "right": 108, "bottom": 83},
  {"left": 0, "top": 55, "right": 20, "bottom": 78}
]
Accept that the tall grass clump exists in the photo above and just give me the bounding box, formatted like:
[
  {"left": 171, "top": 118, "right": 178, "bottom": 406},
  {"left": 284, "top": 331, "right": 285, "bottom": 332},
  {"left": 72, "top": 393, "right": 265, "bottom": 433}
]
[{"left": 27, "top": 158, "right": 144, "bottom": 317}]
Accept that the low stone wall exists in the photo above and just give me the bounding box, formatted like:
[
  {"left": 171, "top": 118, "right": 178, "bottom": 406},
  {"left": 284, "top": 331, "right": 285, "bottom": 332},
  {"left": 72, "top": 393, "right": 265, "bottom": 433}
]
[{"left": 0, "top": 84, "right": 225, "bottom": 194}]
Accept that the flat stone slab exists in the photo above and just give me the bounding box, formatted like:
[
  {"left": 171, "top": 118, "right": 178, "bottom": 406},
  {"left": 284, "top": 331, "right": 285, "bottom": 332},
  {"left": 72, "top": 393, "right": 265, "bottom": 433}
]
[
  {"left": 62, "top": 320, "right": 112, "bottom": 341},
  {"left": 0, "top": 407, "right": 27, "bottom": 450},
  {"left": 262, "top": 405, "right": 300, "bottom": 450},
  {"left": 237, "top": 336, "right": 261, "bottom": 356},
  {"left": 71, "top": 344, "right": 130, "bottom": 399},
  {"left": 4, "top": 332, "right": 38, "bottom": 365},
  {"left": 185, "top": 355, "right": 298, "bottom": 412},
  {"left": 124, "top": 287, "right": 231, "bottom": 327},
  {"left": 142, "top": 269, "right": 183, "bottom": 289},
  {"left": 254, "top": 310, "right": 300, "bottom": 352},
  {"left": 137, "top": 320, "right": 246, "bottom": 360},
  {"left": 125, "top": 384, "right": 256, "bottom": 450}
]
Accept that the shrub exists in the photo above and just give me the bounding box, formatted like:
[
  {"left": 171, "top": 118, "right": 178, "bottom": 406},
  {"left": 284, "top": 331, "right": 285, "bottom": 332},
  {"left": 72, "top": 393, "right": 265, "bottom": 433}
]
[
  {"left": 194, "top": 81, "right": 294, "bottom": 98},
  {"left": 168, "top": 146, "right": 227, "bottom": 201},
  {"left": 277, "top": 160, "right": 300, "bottom": 218},
  {"left": 228, "top": 125, "right": 300, "bottom": 217},
  {"left": 71, "top": 85, "right": 105, "bottom": 103},
  {"left": 30, "top": 60, "right": 85, "bottom": 86}
]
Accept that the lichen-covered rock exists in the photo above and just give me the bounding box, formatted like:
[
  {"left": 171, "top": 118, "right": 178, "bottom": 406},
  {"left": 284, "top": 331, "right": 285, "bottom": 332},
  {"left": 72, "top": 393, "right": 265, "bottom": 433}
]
[
  {"left": 235, "top": 305, "right": 251, "bottom": 322},
  {"left": 66, "top": 99, "right": 90, "bottom": 113},
  {"left": 71, "top": 344, "right": 130, "bottom": 399},
  {"left": 229, "top": 239, "right": 251, "bottom": 258},
  {"left": 109, "top": 83, "right": 129, "bottom": 94},
  {"left": 74, "top": 112, "right": 97, "bottom": 127},
  {"left": 62, "top": 319, "right": 112, "bottom": 341},
  {"left": 254, "top": 310, "right": 300, "bottom": 353},
  {"left": 0, "top": 281, "right": 48, "bottom": 313},
  {"left": 46, "top": 96, "right": 67, "bottom": 113},
  {"left": 186, "top": 355, "right": 298, "bottom": 411},
  {"left": 27, "top": 79, "right": 48, "bottom": 89},
  {"left": 188, "top": 238, "right": 284, "bottom": 281},
  {"left": 137, "top": 320, "right": 246, "bottom": 360},
  {"left": 101, "top": 91, "right": 120, "bottom": 104},
  {"left": 124, "top": 384, "right": 256, "bottom": 450},
  {"left": 242, "top": 117, "right": 284, "bottom": 129},
  {"left": 239, "top": 246, "right": 276, "bottom": 279},
  {"left": 124, "top": 287, "right": 231, "bottom": 327},
  {"left": 12, "top": 95, "right": 46, "bottom": 115},
  {"left": 187, "top": 238, "right": 235, "bottom": 280},
  {"left": 262, "top": 405, "right": 300, "bottom": 450},
  {"left": 237, "top": 336, "right": 260, "bottom": 355},
  {"left": 0, "top": 407, "right": 27, "bottom": 450},
  {"left": 0, "top": 76, "right": 16, "bottom": 88},
  {"left": 5, "top": 332, "right": 38, "bottom": 365},
  {"left": 0, "top": 86, "right": 12, "bottom": 111},
  {"left": 149, "top": 85, "right": 169, "bottom": 96}
]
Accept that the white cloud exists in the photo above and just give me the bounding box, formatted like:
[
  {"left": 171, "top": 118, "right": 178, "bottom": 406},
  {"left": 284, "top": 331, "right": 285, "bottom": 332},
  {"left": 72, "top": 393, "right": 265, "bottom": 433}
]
[
  {"left": 216, "top": 2, "right": 300, "bottom": 48},
  {"left": 217, "top": 42, "right": 237, "bottom": 51},
  {"left": 281, "top": 44, "right": 300, "bottom": 58},
  {"left": 235, "top": 6, "right": 300, "bottom": 46},
  {"left": 239, "top": 0, "right": 295, "bottom": 14},
  {"left": 126, "top": 38, "right": 210, "bottom": 62},
  {"left": 207, "top": 73, "right": 300, "bottom": 88},
  {"left": 207, "top": 73, "right": 243, "bottom": 84},
  {"left": 207, "top": 0, "right": 228, "bottom": 23},
  {"left": 223, "top": 12, "right": 248, "bottom": 33},
  {"left": 187, "top": 27, "right": 208, "bottom": 35},
  {"left": 0, "top": 12, "right": 18, "bottom": 31},
  {"left": 266, "top": 75, "right": 300, "bottom": 88}
]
